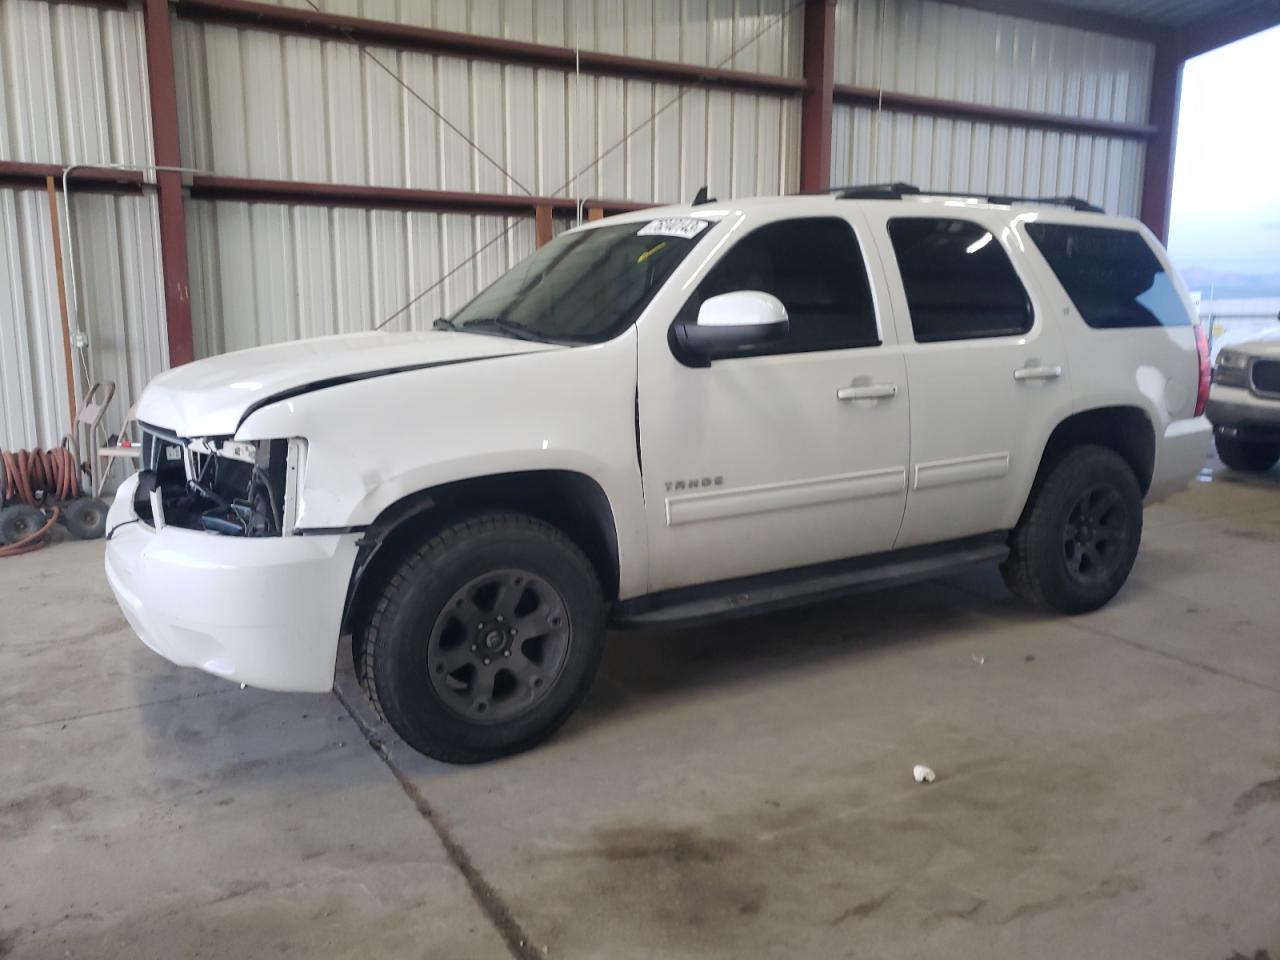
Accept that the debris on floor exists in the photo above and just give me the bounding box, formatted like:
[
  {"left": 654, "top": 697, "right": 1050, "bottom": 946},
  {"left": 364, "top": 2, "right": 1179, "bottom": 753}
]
[{"left": 913, "top": 764, "right": 936, "bottom": 784}]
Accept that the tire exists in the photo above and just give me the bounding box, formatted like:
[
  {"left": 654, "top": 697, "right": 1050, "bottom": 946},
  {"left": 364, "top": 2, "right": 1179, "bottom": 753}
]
[
  {"left": 63, "top": 497, "right": 108, "bottom": 540},
  {"left": 0, "top": 505, "right": 47, "bottom": 546},
  {"left": 1214, "top": 434, "right": 1280, "bottom": 473},
  {"left": 358, "top": 513, "right": 606, "bottom": 763},
  {"left": 1002, "top": 445, "right": 1143, "bottom": 615}
]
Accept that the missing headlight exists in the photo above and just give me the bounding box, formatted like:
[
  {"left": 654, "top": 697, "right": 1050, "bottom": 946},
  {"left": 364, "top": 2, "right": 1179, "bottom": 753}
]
[{"left": 140, "top": 431, "right": 302, "bottom": 537}]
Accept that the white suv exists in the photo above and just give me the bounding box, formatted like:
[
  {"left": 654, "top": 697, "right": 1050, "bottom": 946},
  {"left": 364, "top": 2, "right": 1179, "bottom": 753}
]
[{"left": 105, "top": 186, "right": 1212, "bottom": 762}]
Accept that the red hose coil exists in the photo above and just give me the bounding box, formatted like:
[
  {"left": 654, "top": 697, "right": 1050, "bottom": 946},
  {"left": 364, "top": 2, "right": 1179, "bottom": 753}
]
[{"left": 0, "top": 447, "right": 79, "bottom": 557}]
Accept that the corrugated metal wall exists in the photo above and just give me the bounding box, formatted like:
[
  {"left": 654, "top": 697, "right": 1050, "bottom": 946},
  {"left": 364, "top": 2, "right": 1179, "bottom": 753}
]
[
  {"left": 185, "top": 201, "right": 538, "bottom": 353},
  {"left": 0, "top": 0, "right": 165, "bottom": 450},
  {"left": 0, "top": 0, "right": 153, "bottom": 167},
  {"left": 171, "top": 3, "right": 804, "bottom": 337},
  {"left": 251, "top": 0, "right": 805, "bottom": 74},
  {"left": 830, "top": 0, "right": 1153, "bottom": 215},
  {"left": 0, "top": 189, "right": 167, "bottom": 451},
  {"left": 173, "top": 21, "right": 800, "bottom": 201}
]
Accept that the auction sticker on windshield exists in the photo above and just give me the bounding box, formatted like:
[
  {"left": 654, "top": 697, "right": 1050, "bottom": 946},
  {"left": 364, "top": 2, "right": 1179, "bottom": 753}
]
[{"left": 636, "top": 218, "right": 710, "bottom": 239}]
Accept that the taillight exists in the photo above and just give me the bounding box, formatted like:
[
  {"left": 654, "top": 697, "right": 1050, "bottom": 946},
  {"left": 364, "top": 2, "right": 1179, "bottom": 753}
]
[{"left": 1194, "top": 324, "right": 1211, "bottom": 416}]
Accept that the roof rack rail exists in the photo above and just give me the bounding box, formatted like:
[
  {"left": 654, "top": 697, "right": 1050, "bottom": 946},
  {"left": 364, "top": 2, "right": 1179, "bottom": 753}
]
[{"left": 830, "top": 182, "right": 1103, "bottom": 213}]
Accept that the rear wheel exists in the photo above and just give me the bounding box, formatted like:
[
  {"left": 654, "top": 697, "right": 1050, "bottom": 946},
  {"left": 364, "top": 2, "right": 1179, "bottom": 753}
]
[
  {"left": 1002, "top": 445, "right": 1143, "bottom": 614},
  {"left": 1214, "top": 434, "right": 1280, "bottom": 473},
  {"left": 359, "top": 513, "right": 606, "bottom": 763}
]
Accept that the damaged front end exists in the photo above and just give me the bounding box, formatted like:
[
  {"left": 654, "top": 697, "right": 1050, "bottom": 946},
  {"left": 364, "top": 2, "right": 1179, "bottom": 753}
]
[{"left": 138, "top": 426, "right": 302, "bottom": 537}]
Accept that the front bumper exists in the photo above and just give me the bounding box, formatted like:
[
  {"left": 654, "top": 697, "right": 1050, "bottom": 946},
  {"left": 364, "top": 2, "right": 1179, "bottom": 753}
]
[
  {"left": 104, "top": 474, "right": 360, "bottom": 692},
  {"left": 1147, "top": 416, "right": 1212, "bottom": 501},
  {"left": 1206, "top": 386, "right": 1280, "bottom": 442}
]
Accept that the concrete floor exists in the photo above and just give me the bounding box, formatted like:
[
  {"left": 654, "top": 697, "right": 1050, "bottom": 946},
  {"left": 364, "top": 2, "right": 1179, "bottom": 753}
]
[{"left": 2, "top": 455, "right": 1278, "bottom": 960}]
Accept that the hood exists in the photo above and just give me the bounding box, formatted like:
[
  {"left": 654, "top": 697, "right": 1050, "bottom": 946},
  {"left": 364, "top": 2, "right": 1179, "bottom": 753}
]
[
  {"left": 1230, "top": 326, "right": 1280, "bottom": 359},
  {"left": 138, "top": 330, "right": 560, "bottom": 437}
]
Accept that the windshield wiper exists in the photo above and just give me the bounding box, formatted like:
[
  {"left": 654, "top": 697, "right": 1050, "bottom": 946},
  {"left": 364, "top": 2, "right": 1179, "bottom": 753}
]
[
  {"left": 452, "top": 316, "right": 547, "bottom": 342},
  {"left": 431, "top": 317, "right": 460, "bottom": 331}
]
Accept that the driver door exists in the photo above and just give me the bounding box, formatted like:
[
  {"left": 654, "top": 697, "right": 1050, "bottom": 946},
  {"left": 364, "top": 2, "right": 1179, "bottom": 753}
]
[{"left": 636, "top": 212, "right": 911, "bottom": 592}]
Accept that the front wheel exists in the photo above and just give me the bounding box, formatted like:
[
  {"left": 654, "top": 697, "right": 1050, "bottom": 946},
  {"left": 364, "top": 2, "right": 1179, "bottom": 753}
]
[
  {"left": 358, "top": 513, "right": 606, "bottom": 763},
  {"left": 1214, "top": 434, "right": 1280, "bottom": 473},
  {"left": 1002, "top": 445, "right": 1143, "bottom": 615}
]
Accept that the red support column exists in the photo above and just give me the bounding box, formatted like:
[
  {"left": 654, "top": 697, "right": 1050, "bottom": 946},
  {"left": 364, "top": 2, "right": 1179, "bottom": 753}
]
[
  {"left": 799, "top": 0, "right": 836, "bottom": 193},
  {"left": 534, "top": 204, "right": 554, "bottom": 247},
  {"left": 1139, "top": 40, "right": 1183, "bottom": 244},
  {"left": 143, "top": 0, "right": 195, "bottom": 366}
]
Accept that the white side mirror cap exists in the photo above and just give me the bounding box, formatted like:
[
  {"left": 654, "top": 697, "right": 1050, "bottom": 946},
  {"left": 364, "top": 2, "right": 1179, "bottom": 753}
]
[{"left": 697, "top": 290, "right": 789, "bottom": 328}]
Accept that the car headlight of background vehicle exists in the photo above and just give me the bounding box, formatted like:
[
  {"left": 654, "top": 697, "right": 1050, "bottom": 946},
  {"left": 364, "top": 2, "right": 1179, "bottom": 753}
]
[{"left": 1213, "top": 350, "right": 1249, "bottom": 388}]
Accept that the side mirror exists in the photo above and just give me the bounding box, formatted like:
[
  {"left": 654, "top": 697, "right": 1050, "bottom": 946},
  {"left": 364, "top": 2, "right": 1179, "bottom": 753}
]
[{"left": 672, "top": 290, "right": 789, "bottom": 361}]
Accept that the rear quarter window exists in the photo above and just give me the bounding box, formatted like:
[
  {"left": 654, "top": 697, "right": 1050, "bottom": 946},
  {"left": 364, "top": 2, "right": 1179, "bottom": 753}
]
[{"left": 1025, "top": 222, "right": 1190, "bottom": 329}]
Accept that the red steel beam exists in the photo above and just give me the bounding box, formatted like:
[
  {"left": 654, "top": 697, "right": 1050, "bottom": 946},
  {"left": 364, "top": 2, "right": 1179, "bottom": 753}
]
[
  {"left": 1139, "top": 42, "right": 1183, "bottom": 244},
  {"left": 189, "top": 175, "right": 655, "bottom": 218},
  {"left": 534, "top": 205, "right": 555, "bottom": 247},
  {"left": 43, "top": 0, "right": 130, "bottom": 9},
  {"left": 143, "top": 0, "right": 195, "bottom": 368},
  {"left": 799, "top": 0, "right": 836, "bottom": 192},
  {"left": 833, "top": 85, "right": 1158, "bottom": 140},
  {"left": 174, "top": 0, "right": 805, "bottom": 97},
  {"left": 0, "top": 161, "right": 146, "bottom": 192}
]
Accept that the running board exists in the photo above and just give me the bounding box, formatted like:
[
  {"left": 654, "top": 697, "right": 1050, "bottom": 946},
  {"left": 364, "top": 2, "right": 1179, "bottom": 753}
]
[{"left": 610, "top": 535, "right": 1009, "bottom": 630}]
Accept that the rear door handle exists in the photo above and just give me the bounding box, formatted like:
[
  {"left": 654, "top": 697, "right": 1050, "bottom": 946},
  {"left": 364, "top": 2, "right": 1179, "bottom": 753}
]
[
  {"left": 1013, "top": 365, "right": 1062, "bottom": 382},
  {"left": 837, "top": 383, "right": 898, "bottom": 401}
]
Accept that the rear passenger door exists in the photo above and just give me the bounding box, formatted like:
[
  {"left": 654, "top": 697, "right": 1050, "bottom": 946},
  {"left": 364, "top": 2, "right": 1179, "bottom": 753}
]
[
  {"left": 866, "top": 211, "right": 1075, "bottom": 547},
  {"left": 637, "top": 212, "right": 911, "bottom": 591}
]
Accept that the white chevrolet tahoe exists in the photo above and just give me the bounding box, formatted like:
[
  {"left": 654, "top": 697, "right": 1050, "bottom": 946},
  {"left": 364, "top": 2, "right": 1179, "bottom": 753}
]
[{"left": 106, "top": 185, "right": 1212, "bottom": 762}]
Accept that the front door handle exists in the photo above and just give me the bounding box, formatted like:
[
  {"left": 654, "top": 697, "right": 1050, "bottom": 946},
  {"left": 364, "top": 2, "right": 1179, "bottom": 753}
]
[
  {"left": 837, "top": 383, "right": 898, "bottom": 401},
  {"left": 1013, "top": 365, "right": 1062, "bottom": 382}
]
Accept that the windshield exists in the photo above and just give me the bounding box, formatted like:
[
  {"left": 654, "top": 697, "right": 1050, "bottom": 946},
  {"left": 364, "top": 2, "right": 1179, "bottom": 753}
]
[{"left": 447, "top": 219, "right": 711, "bottom": 344}]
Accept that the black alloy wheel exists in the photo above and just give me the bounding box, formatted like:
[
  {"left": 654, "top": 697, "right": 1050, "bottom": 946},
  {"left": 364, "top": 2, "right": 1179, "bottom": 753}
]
[
  {"left": 427, "top": 569, "right": 572, "bottom": 724},
  {"left": 1001, "top": 444, "right": 1143, "bottom": 614},
  {"left": 1062, "top": 484, "right": 1129, "bottom": 586}
]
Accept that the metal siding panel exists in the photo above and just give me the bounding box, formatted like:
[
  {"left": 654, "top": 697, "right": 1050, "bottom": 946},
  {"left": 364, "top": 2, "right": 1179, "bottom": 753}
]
[
  {"left": 830, "top": 104, "right": 1142, "bottom": 216},
  {"left": 835, "top": 0, "right": 1155, "bottom": 124},
  {"left": 831, "top": 0, "right": 1153, "bottom": 215},
  {"left": 246, "top": 0, "right": 801, "bottom": 71},
  {"left": 626, "top": 82, "right": 655, "bottom": 201},
  {"left": 175, "top": 19, "right": 799, "bottom": 201},
  {"left": 185, "top": 200, "right": 541, "bottom": 343},
  {"left": 1, "top": 0, "right": 151, "bottom": 167},
  {"left": 0, "top": 188, "right": 166, "bottom": 450}
]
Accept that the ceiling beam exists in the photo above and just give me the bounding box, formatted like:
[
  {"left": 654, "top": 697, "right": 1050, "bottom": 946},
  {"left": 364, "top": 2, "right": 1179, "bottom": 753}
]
[
  {"left": 1176, "top": 0, "right": 1280, "bottom": 59},
  {"left": 188, "top": 176, "right": 655, "bottom": 219},
  {"left": 939, "top": 0, "right": 1169, "bottom": 43},
  {"left": 0, "top": 161, "right": 146, "bottom": 192},
  {"left": 174, "top": 0, "right": 805, "bottom": 97},
  {"left": 833, "top": 85, "right": 1157, "bottom": 140}
]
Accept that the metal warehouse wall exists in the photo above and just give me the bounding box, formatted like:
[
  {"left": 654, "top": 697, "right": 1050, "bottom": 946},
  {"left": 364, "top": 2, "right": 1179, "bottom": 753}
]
[
  {"left": 185, "top": 202, "right": 538, "bottom": 355},
  {"left": 830, "top": 0, "right": 1153, "bottom": 215},
  {"left": 0, "top": 0, "right": 167, "bottom": 450},
  {"left": 172, "top": 1, "right": 803, "bottom": 338}
]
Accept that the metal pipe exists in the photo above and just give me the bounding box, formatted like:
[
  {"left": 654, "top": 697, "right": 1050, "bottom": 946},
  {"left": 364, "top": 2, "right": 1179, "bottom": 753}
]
[{"left": 58, "top": 162, "right": 210, "bottom": 387}]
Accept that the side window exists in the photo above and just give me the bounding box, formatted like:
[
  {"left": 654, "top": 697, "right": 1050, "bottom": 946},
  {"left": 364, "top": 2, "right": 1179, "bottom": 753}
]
[
  {"left": 693, "top": 217, "right": 880, "bottom": 355},
  {"left": 887, "top": 218, "right": 1033, "bottom": 343},
  {"left": 1025, "top": 222, "right": 1190, "bottom": 329}
]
